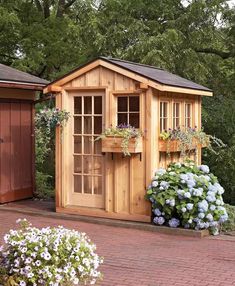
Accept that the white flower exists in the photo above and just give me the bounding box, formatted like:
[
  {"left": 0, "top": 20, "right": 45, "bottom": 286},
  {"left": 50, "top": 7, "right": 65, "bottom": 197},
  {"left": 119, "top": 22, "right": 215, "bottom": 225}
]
[
  {"left": 199, "top": 165, "right": 210, "bottom": 173},
  {"left": 155, "top": 168, "right": 166, "bottom": 176},
  {"left": 19, "top": 281, "right": 26, "bottom": 286}
]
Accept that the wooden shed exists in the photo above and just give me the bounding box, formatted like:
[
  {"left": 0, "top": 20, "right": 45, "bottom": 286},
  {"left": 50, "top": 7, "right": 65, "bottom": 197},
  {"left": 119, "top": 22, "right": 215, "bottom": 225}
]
[
  {"left": 0, "top": 64, "right": 48, "bottom": 203},
  {"left": 44, "top": 57, "right": 212, "bottom": 222}
]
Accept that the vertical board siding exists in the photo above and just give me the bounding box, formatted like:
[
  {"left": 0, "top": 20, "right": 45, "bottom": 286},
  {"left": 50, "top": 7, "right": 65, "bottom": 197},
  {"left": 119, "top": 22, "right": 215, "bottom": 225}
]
[
  {"left": 58, "top": 66, "right": 202, "bottom": 222},
  {"left": 0, "top": 103, "right": 11, "bottom": 195},
  {"left": 0, "top": 101, "right": 33, "bottom": 203}
]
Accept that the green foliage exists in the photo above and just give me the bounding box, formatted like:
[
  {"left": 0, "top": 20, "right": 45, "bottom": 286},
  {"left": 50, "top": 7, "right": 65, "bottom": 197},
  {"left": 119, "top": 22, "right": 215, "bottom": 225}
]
[
  {"left": 35, "top": 107, "right": 70, "bottom": 199},
  {"left": 35, "top": 171, "right": 54, "bottom": 199},
  {"left": 96, "top": 124, "right": 143, "bottom": 156},
  {"left": 222, "top": 204, "right": 235, "bottom": 232},
  {"left": 0, "top": 0, "right": 234, "bottom": 203},
  {"left": 146, "top": 161, "right": 228, "bottom": 234}
]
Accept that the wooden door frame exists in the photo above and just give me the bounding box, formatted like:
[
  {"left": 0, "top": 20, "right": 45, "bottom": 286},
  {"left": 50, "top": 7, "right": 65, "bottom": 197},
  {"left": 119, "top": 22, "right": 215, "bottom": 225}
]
[{"left": 63, "top": 89, "right": 106, "bottom": 209}]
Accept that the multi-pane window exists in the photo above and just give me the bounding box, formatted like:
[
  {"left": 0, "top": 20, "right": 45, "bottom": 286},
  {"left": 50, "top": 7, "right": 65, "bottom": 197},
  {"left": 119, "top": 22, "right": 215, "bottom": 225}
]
[
  {"left": 117, "top": 96, "right": 140, "bottom": 128},
  {"left": 160, "top": 102, "right": 168, "bottom": 131},
  {"left": 185, "top": 103, "right": 192, "bottom": 128},
  {"left": 173, "top": 102, "right": 180, "bottom": 129}
]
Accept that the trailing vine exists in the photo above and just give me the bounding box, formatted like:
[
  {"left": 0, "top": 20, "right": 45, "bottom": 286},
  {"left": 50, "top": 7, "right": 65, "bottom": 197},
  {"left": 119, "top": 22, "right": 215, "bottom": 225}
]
[{"left": 160, "top": 127, "right": 225, "bottom": 158}]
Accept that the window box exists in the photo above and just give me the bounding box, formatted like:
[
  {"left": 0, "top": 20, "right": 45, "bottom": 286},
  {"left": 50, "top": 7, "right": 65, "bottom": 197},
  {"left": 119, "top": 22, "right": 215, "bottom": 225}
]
[
  {"left": 159, "top": 139, "right": 207, "bottom": 152},
  {"left": 102, "top": 136, "right": 143, "bottom": 154}
]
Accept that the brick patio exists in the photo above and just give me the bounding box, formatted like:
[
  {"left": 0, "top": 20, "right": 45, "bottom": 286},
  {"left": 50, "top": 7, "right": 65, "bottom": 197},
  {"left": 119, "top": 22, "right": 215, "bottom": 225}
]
[{"left": 0, "top": 210, "right": 235, "bottom": 286}]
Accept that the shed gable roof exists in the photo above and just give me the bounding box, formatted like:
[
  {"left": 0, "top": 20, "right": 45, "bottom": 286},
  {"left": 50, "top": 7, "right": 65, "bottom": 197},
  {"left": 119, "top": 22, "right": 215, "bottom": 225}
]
[
  {"left": 102, "top": 57, "right": 211, "bottom": 92},
  {"left": 44, "top": 57, "right": 212, "bottom": 96},
  {"left": 0, "top": 63, "right": 49, "bottom": 87}
]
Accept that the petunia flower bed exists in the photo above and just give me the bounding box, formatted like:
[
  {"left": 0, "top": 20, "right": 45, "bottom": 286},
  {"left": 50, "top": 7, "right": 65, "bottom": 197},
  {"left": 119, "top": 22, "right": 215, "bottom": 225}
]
[
  {"left": 146, "top": 161, "right": 228, "bottom": 235},
  {"left": 0, "top": 219, "right": 103, "bottom": 286}
]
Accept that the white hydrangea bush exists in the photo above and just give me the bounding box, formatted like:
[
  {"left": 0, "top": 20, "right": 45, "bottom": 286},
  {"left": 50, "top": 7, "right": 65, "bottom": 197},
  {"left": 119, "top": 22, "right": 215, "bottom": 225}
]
[
  {"left": 0, "top": 219, "right": 103, "bottom": 286},
  {"left": 146, "top": 161, "right": 228, "bottom": 234}
]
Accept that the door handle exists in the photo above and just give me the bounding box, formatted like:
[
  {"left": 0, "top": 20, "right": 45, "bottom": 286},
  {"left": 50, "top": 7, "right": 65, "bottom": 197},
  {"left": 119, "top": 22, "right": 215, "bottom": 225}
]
[{"left": 0, "top": 138, "right": 3, "bottom": 143}]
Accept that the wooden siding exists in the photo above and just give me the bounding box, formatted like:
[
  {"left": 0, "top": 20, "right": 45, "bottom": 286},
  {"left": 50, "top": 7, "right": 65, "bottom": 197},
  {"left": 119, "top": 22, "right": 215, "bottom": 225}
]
[
  {"left": 55, "top": 66, "right": 202, "bottom": 222},
  {"left": 0, "top": 88, "right": 35, "bottom": 100},
  {"left": 0, "top": 100, "right": 33, "bottom": 203}
]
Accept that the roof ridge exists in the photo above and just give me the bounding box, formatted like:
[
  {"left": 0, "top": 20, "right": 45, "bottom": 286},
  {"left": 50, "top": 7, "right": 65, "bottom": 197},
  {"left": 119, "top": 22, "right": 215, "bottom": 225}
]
[{"left": 100, "top": 56, "right": 164, "bottom": 71}]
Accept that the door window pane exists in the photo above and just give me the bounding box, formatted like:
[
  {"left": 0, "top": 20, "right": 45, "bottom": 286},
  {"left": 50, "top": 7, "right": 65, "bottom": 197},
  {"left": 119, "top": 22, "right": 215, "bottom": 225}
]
[
  {"left": 74, "top": 117, "right": 82, "bottom": 134},
  {"left": 93, "top": 176, "right": 102, "bottom": 195},
  {"left": 84, "top": 96, "right": 92, "bottom": 114},
  {"left": 74, "top": 136, "right": 82, "bottom": 153},
  {"left": 74, "top": 175, "right": 82, "bottom": 193},
  {"left": 94, "top": 137, "right": 102, "bottom": 154},
  {"left": 94, "top": 96, "right": 102, "bottom": 114},
  {"left": 93, "top": 156, "right": 102, "bottom": 174},
  {"left": 83, "top": 155, "right": 92, "bottom": 174},
  {"left": 74, "top": 97, "right": 82, "bottom": 114},
  {"left": 84, "top": 117, "right": 92, "bottom": 134},
  {"left": 94, "top": 117, "right": 102, "bottom": 134},
  {"left": 84, "top": 136, "right": 92, "bottom": 154},
  {"left": 84, "top": 176, "right": 92, "bottom": 194},
  {"left": 74, "top": 156, "right": 82, "bottom": 174}
]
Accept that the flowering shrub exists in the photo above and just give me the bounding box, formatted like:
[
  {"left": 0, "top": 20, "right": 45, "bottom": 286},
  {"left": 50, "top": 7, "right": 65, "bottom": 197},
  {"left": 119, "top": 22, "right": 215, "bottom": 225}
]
[
  {"left": 146, "top": 161, "right": 228, "bottom": 234},
  {"left": 96, "top": 124, "right": 143, "bottom": 156},
  {"left": 0, "top": 219, "right": 103, "bottom": 286}
]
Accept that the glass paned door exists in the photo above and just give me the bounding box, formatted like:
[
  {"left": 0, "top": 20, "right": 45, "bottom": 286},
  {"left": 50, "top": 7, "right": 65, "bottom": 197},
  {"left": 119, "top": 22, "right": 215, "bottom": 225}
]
[{"left": 71, "top": 94, "right": 104, "bottom": 209}]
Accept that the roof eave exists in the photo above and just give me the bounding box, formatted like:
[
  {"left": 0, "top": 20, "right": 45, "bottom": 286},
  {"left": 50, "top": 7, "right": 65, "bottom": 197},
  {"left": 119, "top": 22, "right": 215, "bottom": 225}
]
[{"left": 0, "top": 80, "right": 46, "bottom": 91}]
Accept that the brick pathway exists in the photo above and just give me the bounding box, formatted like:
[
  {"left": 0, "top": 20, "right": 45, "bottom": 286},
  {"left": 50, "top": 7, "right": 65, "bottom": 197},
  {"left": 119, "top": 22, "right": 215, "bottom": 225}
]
[{"left": 0, "top": 210, "right": 235, "bottom": 286}]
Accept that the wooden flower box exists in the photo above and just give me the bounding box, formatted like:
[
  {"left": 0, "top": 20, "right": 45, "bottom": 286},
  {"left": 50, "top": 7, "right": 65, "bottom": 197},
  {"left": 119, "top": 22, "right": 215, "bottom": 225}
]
[
  {"left": 159, "top": 139, "right": 207, "bottom": 152},
  {"left": 101, "top": 136, "right": 143, "bottom": 153}
]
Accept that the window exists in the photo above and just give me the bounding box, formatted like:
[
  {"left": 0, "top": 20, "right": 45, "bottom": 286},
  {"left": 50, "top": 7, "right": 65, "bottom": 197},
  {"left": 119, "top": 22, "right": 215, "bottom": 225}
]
[
  {"left": 173, "top": 102, "right": 180, "bottom": 129},
  {"left": 185, "top": 103, "right": 192, "bottom": 128},
  {"left": 117, "top": 96, "right": 140, "bottom": 128},
  {"left": 160, "top": 102, "right": 168, "bottom": 131}
]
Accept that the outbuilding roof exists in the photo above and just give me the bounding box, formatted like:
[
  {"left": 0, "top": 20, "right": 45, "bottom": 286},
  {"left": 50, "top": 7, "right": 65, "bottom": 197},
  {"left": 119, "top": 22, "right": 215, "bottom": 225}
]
[
  {"left": 44, "top": 57, "right": 212, "bottom": 95},
  {"left": 101, "top": 57, "right": 211, "bottom": 92},
  {"left": 0, "top": 63, "right": 49, "bottom": 89}
]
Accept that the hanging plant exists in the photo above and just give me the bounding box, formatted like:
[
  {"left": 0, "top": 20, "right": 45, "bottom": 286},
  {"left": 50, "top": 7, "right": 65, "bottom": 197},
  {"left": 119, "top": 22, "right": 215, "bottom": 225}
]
[
  {"left": 35, "top": 107, "right": 70, "bottom": 135},
  {"left": 96, "top": 124, "right": 143, "bottom": 156},
  {"left": 159, "top": 127, "right": 225, "bottom": 157}
]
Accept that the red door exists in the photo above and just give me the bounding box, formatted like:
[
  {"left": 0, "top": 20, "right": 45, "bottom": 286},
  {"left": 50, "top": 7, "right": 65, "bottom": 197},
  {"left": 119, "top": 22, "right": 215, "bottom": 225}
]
[{"left": 0, "top": 100, "right": 34, "bottom": 203}]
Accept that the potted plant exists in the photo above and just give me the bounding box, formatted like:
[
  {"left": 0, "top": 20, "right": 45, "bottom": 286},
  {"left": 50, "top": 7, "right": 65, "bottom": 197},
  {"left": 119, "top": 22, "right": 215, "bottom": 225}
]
[
  {"left": 96, "top": 124, "right": 143, "bottom": 156},
  {"left": 159, "top": 127, "right": 224, "bottom": 156}
]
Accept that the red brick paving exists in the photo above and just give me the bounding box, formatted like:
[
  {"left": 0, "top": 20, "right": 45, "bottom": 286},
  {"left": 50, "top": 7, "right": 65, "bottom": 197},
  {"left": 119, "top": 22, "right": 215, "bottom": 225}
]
[{"left": 0, "top": 210, "right": 235, "bottom": 286}]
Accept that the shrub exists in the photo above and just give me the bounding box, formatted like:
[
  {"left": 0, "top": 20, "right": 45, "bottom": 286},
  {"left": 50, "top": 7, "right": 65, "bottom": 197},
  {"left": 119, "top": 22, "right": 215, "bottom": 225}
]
[
  {"left": 222, "top": 204, "right": 235, "bottom": 232},
  {"left": 146, "top": 161, "right": 228, "bottom": 235},
  {"left": 0, "top": 219, "right": 103, "bottom": 286}
]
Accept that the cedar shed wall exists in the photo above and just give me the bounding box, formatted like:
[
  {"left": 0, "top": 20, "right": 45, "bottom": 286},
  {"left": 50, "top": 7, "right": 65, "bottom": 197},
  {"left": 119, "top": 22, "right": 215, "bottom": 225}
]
[{"left": 56, "top": 66, "right": 201, "bottom": 222}]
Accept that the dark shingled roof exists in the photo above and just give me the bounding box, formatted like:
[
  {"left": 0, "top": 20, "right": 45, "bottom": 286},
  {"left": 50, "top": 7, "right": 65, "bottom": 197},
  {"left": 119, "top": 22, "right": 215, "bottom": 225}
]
[
  {"left": 100, "top": 57, "right": 211, "bottom": 92},
  {"left": 0, "top": 63, "right": 49, "bottom": 86}
]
